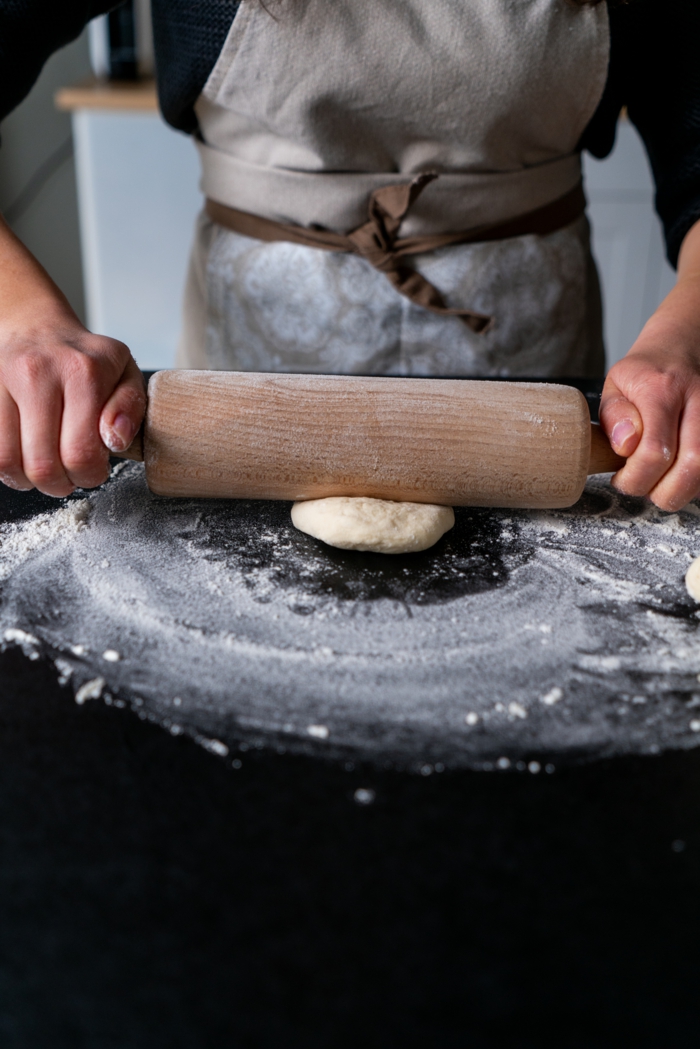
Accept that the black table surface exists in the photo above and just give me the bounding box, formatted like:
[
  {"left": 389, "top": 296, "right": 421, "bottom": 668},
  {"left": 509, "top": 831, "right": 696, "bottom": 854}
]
[{"left": 1, "top": 381, "right": 699, "bottom": 1047}]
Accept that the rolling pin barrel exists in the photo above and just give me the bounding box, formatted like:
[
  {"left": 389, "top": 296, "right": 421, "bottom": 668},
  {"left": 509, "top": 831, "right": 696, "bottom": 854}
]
[{"left": 127, "top": 371, "right": 621, "bottom": 509}]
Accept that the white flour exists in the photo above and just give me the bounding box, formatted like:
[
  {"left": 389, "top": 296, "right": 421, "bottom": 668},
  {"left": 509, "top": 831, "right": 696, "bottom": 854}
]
[
  {"left": 0, "top": 499, "right": 90, "bottom": 581},
  {"left": 2, "top": 462, "right": 700, "bottom": 770}
]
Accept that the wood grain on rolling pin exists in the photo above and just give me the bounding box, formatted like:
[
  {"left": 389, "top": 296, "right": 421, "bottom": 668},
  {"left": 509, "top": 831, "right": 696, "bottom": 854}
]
[{"left": 144, "top": 372, "right": 592, "bottom": 509}]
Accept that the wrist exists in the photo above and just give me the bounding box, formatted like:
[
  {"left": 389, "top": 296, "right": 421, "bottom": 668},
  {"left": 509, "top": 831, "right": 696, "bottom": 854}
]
[
  {"left": 625, "top": 278, "right": 700, "bottom": 363},
  {"left": 0, "top": 289, "right": 83, "bottom": 343},
  {"left": 0, "top": 217, "right": 79, "bottom": 336}
]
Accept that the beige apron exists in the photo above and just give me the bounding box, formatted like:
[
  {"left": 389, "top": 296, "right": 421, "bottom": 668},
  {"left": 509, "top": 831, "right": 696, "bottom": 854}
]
[{"left": 178, "top": 0, "right": 610, "bottom": 377}]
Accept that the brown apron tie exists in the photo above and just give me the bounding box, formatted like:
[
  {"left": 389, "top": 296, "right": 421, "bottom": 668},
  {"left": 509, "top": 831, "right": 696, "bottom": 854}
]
[{"left": 206, "top": 177, "right": 586, "bottom": 335}]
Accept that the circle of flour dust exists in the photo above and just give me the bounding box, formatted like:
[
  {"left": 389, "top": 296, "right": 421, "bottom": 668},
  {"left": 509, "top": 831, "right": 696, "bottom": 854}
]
[{"left": 2, "top": 462, "right": 700, "bottom": 771}]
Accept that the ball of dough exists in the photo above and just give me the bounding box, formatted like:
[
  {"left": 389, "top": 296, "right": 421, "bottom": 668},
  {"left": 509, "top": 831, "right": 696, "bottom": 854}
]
[
  {"left": 291, "top": 497, "right": 455, "bottom": 554},
  {"left": 686, "top": 556, "right": 700, "bottom": 601}
]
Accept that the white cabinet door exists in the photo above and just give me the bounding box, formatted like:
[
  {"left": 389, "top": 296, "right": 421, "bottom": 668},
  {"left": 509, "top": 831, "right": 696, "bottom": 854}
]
[
  {"left": 73, "top": 109, "right": 201, "bottom": 371},
  {"left": 584, "top": 120, "right": 676, "bottom": 370}
]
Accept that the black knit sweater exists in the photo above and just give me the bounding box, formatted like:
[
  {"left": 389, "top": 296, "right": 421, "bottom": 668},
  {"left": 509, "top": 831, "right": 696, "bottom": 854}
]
[{"left": 1, "top": 0, "right": 698, "bottom": 265}]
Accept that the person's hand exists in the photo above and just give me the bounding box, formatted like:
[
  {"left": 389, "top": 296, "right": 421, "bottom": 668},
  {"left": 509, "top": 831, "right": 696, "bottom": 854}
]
[
  {"left": 600, "top": 218, "right": 700, "bottom": 512},
  {"left": 0, "top": 216, "right": 145, "bottom": 497}
]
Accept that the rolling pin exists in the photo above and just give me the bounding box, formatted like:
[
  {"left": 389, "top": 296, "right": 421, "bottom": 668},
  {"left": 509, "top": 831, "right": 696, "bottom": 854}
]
[{"left": 119, "top": 371, "right": 624, "bottom": 509}]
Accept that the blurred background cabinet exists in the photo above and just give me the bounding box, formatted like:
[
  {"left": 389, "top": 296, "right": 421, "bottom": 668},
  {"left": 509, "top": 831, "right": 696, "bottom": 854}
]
[{"left": 56, "top": 80, "right": 200, "bottom": 371}]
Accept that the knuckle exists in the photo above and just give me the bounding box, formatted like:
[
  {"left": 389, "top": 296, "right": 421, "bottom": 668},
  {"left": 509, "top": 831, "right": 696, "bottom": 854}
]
[
  {"left": 25, "top": 458, "right": 63, "bottom": 487},
  {"left": 84, "top": 336, "right": 129, "bottom": 371},
  {"left": 637, "top": 438, "right": 675, "bottom": 470},
  {"left": 119, "top": 384, "right": 147, "bottom": 416},
  {"left": 109, "top": 338, "right": 130, "bottom": 361},
  {"left": 680, "top": 446, "right": 700, "bottom": 473},
  {"left": 63, "top": 454, "right": 98, "bottom": 477},
  {"left": 65, "top": 352, "right": 102, "bottom": 391},
  {"left": 604, "top": 365, "right": 631, "bottom": 392},
  {"left": 0, "top": 452, "right": 19, "bottom": 476},
  {"left": 14, "top": 352, "right": 51, "bottom": 388},
  {"left": 633, "top": 451, "right": 671, "bottom": 476},
  {"left": 63, "top": 446, "right": 107, "bottom": 479},
  {"left": 599, "top": 395, "right": 627, "bottom": 420},
  {"left": 631, "top": 371, "right": 683, "bottom": 407},
  {"left": 66, "top": 469, "right": 108, "bottom": 490}
]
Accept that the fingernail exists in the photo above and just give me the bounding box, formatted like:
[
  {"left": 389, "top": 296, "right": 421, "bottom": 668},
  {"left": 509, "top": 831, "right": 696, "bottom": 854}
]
[
  {"left": 100, "top": 412, "right": 134, "bottom": 453},
  {"left": 611, "top": 419, "right": 637, "bottom": 453}
]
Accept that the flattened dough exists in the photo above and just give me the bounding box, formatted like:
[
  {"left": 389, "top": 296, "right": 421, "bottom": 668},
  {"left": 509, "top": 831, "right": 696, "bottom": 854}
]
[
  {"left": 686, "top": 556, "right": 700, "bottom": 601},
  {"left": 291, "top": 497, "right": 455, "bottom": 554}
]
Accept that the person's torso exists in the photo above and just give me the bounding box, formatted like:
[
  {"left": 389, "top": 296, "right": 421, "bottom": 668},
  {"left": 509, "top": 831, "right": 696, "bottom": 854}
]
[
  {"left": 181, "top": 0, "right": 609, "bottom": 380},
  {"left": 195, "top": 0, "right": 609, "bottom": 233}
]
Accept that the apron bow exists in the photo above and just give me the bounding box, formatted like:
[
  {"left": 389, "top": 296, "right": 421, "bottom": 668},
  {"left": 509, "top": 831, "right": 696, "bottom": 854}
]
[
  {"left": 346, "top": 173, "right": 492, "bottom": 334},
  {"left": 205, "top": 180, "right": 586, "bottom": 336}
]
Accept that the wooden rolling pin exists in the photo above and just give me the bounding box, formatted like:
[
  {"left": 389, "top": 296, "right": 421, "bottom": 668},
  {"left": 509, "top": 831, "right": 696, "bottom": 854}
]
[{"left": 119, "top": 371, "right": 624, "bottom": 509}]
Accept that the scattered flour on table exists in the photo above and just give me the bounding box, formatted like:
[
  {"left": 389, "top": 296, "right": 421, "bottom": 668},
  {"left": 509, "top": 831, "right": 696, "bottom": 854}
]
[
  {"left": 0, "top": 500, "right": 90, "bottom": 581},
  {"left": 1, "top": 463, "right": 700, "bottom": 770}
]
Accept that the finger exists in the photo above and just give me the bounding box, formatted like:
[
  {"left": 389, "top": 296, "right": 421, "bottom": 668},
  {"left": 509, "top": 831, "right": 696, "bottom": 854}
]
[
  {"left": 601, "top": 378, "right": 682, "bottom": 497},
  {"left": 60, "top": 355, "right": 111, "bottom": 489},
  {"left": 599, "top": 377, "right": 643, "bottom": 458},
  {"left": 649, "top": 395, "right": 700, "bottom": 511},
  {"left": 0, "top": 387, "right": 32, "bottom": 491},
  {"left": 19, "top": 379, "right": 74, "bottom": 497},
  {"left": 98, "top": 357, "right": 146, "bottom": 454}
]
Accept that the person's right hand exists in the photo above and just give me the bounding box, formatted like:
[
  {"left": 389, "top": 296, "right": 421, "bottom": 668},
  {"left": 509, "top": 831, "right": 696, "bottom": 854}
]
[{"left": 0, "top": 216, "right": 146, "bottom": 497}]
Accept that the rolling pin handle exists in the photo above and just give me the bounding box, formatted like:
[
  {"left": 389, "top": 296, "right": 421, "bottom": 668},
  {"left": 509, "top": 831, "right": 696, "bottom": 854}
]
[
  {"left": 112, "top": 426, "right": 145, "bottom": 463},
  {"left": 588, "top": 422, "right": 626, "bottom": 475}
]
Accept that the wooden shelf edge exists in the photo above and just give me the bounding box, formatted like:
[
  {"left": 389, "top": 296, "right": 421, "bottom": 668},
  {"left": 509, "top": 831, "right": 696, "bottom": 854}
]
[{"left": 55, "top": 76, "right": 159, "bottom": 113}]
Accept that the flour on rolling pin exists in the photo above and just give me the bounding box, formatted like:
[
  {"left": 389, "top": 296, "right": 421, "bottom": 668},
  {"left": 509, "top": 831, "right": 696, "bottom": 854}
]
[
  {"left": 140, "top": 372, "right": 599, "bottom": 508},
  {"left": 2, "top": 462, "right": 700, "bottom": 771}
]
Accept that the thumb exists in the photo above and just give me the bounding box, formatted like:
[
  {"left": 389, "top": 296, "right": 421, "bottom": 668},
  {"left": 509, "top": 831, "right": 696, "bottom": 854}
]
[
  {"left": 599, "top": 377, "right": 643, "bottom": 458},
  {"left": 99, "top": 357, "right": 147, "bottom": 454}
]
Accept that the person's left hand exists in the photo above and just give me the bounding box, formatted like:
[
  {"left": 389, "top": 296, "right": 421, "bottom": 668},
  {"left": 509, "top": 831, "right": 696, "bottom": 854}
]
[{"left": 600, "top": 218, "right": 700, "bottom": 512}]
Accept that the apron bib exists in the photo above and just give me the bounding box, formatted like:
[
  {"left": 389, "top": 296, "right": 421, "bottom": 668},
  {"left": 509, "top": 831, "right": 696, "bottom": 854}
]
[{"left": 179, "top": 0, "right": 610, "bottom": 377}]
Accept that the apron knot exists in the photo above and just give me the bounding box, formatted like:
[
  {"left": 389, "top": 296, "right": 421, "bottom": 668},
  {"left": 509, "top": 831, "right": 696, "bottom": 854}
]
[
  {"left": 347, "top": 173, "right": 436, "bottom": 259},
  {"left": 347, "top": 173, "right": 492, "bottom": 334}
]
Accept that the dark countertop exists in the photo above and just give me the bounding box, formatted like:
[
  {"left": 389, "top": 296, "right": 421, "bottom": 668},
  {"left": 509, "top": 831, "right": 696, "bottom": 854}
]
[
  {"left": 0, "top": 381, "right": 699, "bottom": 1047},
  {"left": 1, "top": 646, "right": 699, "bottom": 1048}
]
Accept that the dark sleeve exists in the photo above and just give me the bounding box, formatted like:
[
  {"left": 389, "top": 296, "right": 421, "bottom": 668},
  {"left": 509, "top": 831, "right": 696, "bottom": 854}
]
[
  {"left": 150, "top": 0, "right": 240, "bottom": 137},
  {"left": 0, "top": 1, "right": 117, "bottom": 124},
  {"left": 581, "top": 0, "right": 700, "bottom": 268}
]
